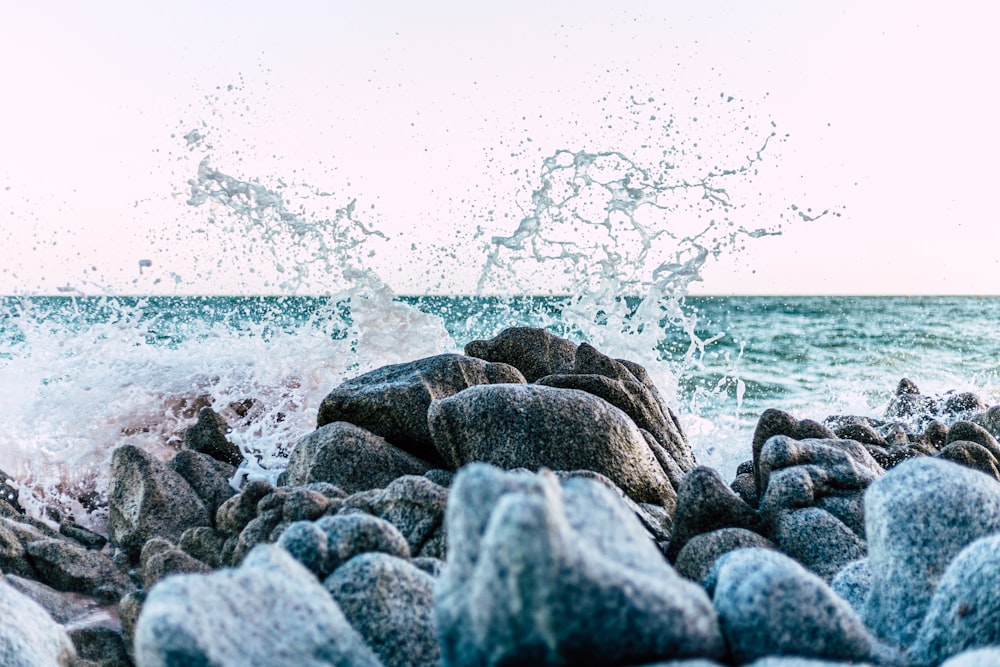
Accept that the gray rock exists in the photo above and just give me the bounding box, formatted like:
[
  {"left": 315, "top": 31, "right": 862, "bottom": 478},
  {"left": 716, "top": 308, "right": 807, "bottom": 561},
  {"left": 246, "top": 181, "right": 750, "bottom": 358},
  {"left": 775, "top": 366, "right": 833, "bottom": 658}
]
[
  {"left": 0, "top": 577, "right": 77, "bottom": 666},
  {"left": 940, "top": 647, "right": 1000, "bottom": 667},
  {"left": 936, "top": 440, "right": 1000, "bottom": 481},
  {"left": 58, "top": 520, "right": 107, "bottom": 550},
  {"left": 942, "top": 391, "right": 987, "bottom": 418},
  {"left": 884, "top": 378, "right": 937, "bottom": 420},
  {"left": 751, "top": 410, "right": 837, "bottom": 496},
  {"left": 280, "top": 486, "right": 334, "bottom": 522},
  {"left": 863, "top": 457, "right": 1000, "bottom": 648},
  {"left": 437, "top": 463, "right": 725, "bottom": 666},
  {"left": 362, "top": 475, "right": 448, "bottom": 558},
  {"left": 674, "top": 528, "right": 775, "bottom": 584},
  {"left": 325, "top": 552, "right": 438, "bottom": 667},
  {"left": 178, "top": 526, "right": 227, "bottom": 568},
  {"left": 67, "top": 616, "right": 130, "bottom": 667},
  {"left": 830, "top": 558, "right": 871, "bottom": 616},
  {"left": 464, "top": 326, "right": 578, "bottom": 382},
  {"left": 317, "top": 353, "right": 525, "bottom": 465},
  {"left": 614, "top": 661, "right": 725, "bottom": 667},
  {"left": 169, "top": 449, "right": 238, "bottom": 522},
  {"left": 0, "top": 515, "right": 46, "bottom": 578},
  {"left": 317, "top": 513, "right": 411, "bottom": 577},
  {"left": 134, "top": 544, "right": 383, "bottom": 667},
  {"left": 0, "top": 467, "right": 21, "bottom": 513},
  {"left": 772, "top": 507, "right": 867, "bottom": 582},
  {"left": 25, "top": 538, "right": 132, "bottom": 602},
  {"left": 229, "top": 507, "right": 283, "bottom": 565},
  {"left": 971, "top": 405, "right": 1000, "bottom": 440},
  {"left": 2, "top": 574, "right": 100, "bottom": 625},
  {"left": 411, "top": 556, "right": 444, "bottom": 578},
  {"left": 708, "top": 548, "right": 897, "bottom": 665},
  {"left": 277, "top": 520, "right": 329, "bottom": 576},
  {"left": 278, "top": 421, "right": 431, "bottom": 493},
  {"left": 908, "top": 534, "right": 1000, "bottom": 666},
  {"left": 831, "top": 416, "right": 889, "bottom": 447},
  {"left": 667, "top": 466, "right": 761, "bottom": 561},
  {"left": 730, "top": 471, "right": 758, "bottom": 507},
  {"left": 428, "top": 383, "right": 677, "bottom": 508},
  {"left": 108, "top": 444, "right": 211, "bottom": 563},
  {"left": 182, "top": 406, "right": 243, "bottom": 466},
  {"left": 139, "top": 537, "right": 211, "bottom": 589},
  {"left": 215, "top": 479, "right": 273, "bottom": 535},
  {"left": 946, "top": 420, "right": 1000, "bottom": 461},
  {"left": 745, "top": 658, "right": 878, "bottom": 667},
  {"left": 117, "top": 591, "right": 143, "bottom": 662}
]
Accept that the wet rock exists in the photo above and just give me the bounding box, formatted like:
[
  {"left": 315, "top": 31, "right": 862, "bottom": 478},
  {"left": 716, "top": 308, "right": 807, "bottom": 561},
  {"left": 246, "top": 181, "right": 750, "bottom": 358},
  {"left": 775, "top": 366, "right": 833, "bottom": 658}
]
[
  {"left": 229, "top": 506, "right": 283, "bottom": 565},
  {"left": 25, "top": 538, "right": 132, "bottom": 603},
  {"left": 178, "top": 526, "right": 227, "bottom": 568},
  {"left": 58, "top": 520, "right": 107, "bottom": 550},
  {"left": 117, "top": 591, "right": 143, "bottom": 662},
  {"left": 412, "top": 556, "right": 444, "bottom": 578},
  {"left": 908, "top": 534, "right": 1000, "bottom": 666},
  {"left": 970, "top": 405, "right": 1000, "bottom": 440},
  {"left": 134, "top": 544, "right": 382, "bottom": 667},
  {"left": 67, "top": 616, "right": 130, "bottom": 667},
  {"left": 437, "top": 463, "right": 725, "bottom": 666},
  {"left": 863, "top": 457, "right": 1000, "bottom": 648},
  {"left": 744, "top": 659, "right": 878, "bottom": 667},
  {"left": 667, "top": 466, "right": 761, "bottom": 561},
  {"left": 325, "top": 552, "right": 439, "bottom": 667},
  {"left": 936, "top": 440, "right": 1000, "bottom": 481},
  {"left": 772, "top": 507, "right": 867, "bottom": 582},
  {"left": 674, "top": 528, "right": 775, "bottom": 584},
  {"left": 0, "top": 467, "right": 22, "bottom": 513},
  {"left": 169, "top": 448, "right": 238, "bottom": 522},
  {"left": 751, "top": 409, "right": 837, "bottom": 495},
  {"left": 708, "top": 548, "right": 897, "bottom": 665},
  {"left": 108, "top": 444, "right": 211, "bottom": 563},
  {"left": 884, "top": 377, "right": 937, "bottom": 419},
  {"left": 276, "top": 520, "right": 329, "bottom": 576},
  {"left": 830, "top": 558, "right": 871, "bottom": 616},
  {"left": 923, "top": 419, "right": 949, "bottom": 449},
  {"left": 730, "top": 468, "right": 758, "bottom": 507},
  {"left": 942, "top": 391, "right": 987, "bottom": 418},
  {"left": 3, "top": 574, "right": 100, "bottom": 625},
  {"left": 317, "top": 353, "right": 525, "bottom": 465},
  {"left": 428, "top": 383, "right": 677, "bottom": 508},
  {"left": 214, "top": 479, "right": 273, "bottom": 536},
  {"left": 0, "top": 516, "right": 45, "bottom": 578},
  {"left": 464, "top": 326, "right": 578, "bottom": 382},
  {"left": 945, "top": 420, "right": 1000, "bottom": 461},
  {"left": 830, "top": 417, "right": 888, "bottom": 447},
  {"left": 278, "top": 421, "right": 431, "bottom": 493},
  {"left": 0, "top": 577, "right": 77, "bottom": 666},
  {"left": 140, "top": 537, "right": 211, "bottom": 589},
  {"left": 182, "top": 406, "right": 243, "bottom": 466},
  {"left": 423, "top": 468, "right": 453, "bottom": 487}
]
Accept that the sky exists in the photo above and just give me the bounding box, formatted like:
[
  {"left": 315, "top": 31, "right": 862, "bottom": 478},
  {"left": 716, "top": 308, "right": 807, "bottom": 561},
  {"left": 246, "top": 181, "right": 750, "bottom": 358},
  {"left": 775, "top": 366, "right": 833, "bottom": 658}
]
[{"left": 1, "top": 1, "right": 999, "bottom": 296}]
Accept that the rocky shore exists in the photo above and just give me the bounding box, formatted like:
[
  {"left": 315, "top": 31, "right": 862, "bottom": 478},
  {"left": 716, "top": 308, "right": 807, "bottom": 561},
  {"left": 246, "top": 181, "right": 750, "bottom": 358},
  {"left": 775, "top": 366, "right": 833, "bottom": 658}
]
[{"left": 3, "top": 326, "right": 1000, "bottom": 666}]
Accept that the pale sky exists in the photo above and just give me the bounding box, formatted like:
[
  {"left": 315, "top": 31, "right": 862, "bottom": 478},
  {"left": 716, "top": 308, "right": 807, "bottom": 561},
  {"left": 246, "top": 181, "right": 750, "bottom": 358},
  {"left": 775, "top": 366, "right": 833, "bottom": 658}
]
[{"left": 2, "top": 1, "right": 998, "bottom": 295}]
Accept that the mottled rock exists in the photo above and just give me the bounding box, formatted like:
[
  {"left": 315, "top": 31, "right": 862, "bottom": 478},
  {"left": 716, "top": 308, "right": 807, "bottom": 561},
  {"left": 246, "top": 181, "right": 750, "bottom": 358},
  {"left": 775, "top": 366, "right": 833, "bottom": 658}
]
[
  {"left": 214, "top": 479, "right": 273, "bottom": 536},
  {"left": 831, "top": 417, "right": 888, "bottom": 447},
  {"left": 940, "top": 647, "right": 1000, "bottom": 667},
  {"left": 25, "top": 538, "right": 131, "bottom": 602},
  {"left": 67, "top": 616, "right": 130, "bottom": 667},
  {"left": 362, "top": 475, "right": 448, "bottom": 558},
  {"left": 464, "top": 326, "right": 577, "bottom": 382},
  {"left": 428, "top": 383, "right": 676, "bottom": 508},
  {"left": 909, "top": 534, "right": 1000, "bottom": 666},
  {"left": 971, "top": 405, "right": 1000, "bottom": 440},
  {"left": 317, "top": 353, "right": 525, "bottom": 465},
  {"left": 751, "top": 410, "right": 837, "bottom": 495},
  {"left": 169, "top": 448, "right": 237, "bottom": 522},
  {"left": 772, "top": 507, "right": 867, "bottom": 581},
  {"left": 134, "top": 544, "right": 382, "bottom": 667},
  {"left": 140, "top": 537, "right": 211, "bottom": 589},
  {"left": 178, "top": 526, "right": 227, "bottom": 568},
  {"left": 863, "top": 457, "right": 1000, "bottom": 647},
  {"left": 708, "top": 548, "right": 897, "bottom": 665},
  {"left": 942, "top": 391, "right": 987, "bottom": 418},
  {"left": 58, "top": 520, "right": 107, "bottom": 550},
  {"left": 182, "top": 406, "right": 243, "bottom": 466},
  {"left": 325, "top": 552, "right": 438, "bottom": 667},
  {"left": 278, "top": 421, "right": 431, "bottom": 493},
  {"left": 108, "top": 444, "right": 211, "bottom": 563},
  {"left": 0, "top": 516, "right": 45, "bottom": 578},
  {"left": 884, "top": 378, "right": 937, "bottom": 419},
  {"left": 0, "top": 467, "right": 21, "bottom": 513},
  {"left": 317, "top": 513, "right": 411, "bottom": 576},
  {"left": 830, "top": 558, "right": 871, "bottom": 616},
  {"left": 437, "top": 463, "right": 725, "bottom": 666},
  {"left": 936, "top": 440, "right": 1000, "bottom": 481},
  {"left": 0, "top": 577, "right": 77, "bottom": 666},
  {"left": 945, "top": 420, "right": 1000, "bottom": 461},
  {"left": 2, "top": 574, "right": 100, "bottom": 625},
  {"left": 667, "top": 466, "right": 761, "bottom": 561},
  {"left": 674, "top": 528, "right": 775, "bottom": 584}
]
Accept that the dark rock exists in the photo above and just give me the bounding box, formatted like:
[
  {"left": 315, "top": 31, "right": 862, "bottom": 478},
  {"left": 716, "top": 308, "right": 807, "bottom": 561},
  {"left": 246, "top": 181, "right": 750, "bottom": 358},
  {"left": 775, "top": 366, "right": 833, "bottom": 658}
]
[
  {"left": 640, "top": 428, "right": 687, "bottom": 490},
  {"left": 280, "top": 486, "right": 333, "bottom": 522},
  {"left": 215, "top": 479, "right": 273, "bottom": 535},
  {"left": 317, "top": 353, "right": 525, "bottom": 465},
  {"left": 24, "top": 538, "right": 131, "bottom": 603},
  {"left": 708, "top": 548, "right": 898, "bottom": 665},
  {"left": 772, "top": 507, "right": 867, "bottom": 582},
  {"left": 178, "top": 526, "right": 227, "bottom": 568},
  {"left": 0, "top": 468, "right": 21, "bottom": 513},
  {"left": 830, "top": 558, "right": 871, "bottom": 616},
  {"left": 278, "top": 421, "right": 431, "bottom": 493},
  {"left": 942, "top": 391, "right": 987, "bottom": 418},
  {"left": 423, "top": 469, "right": 453, "bottom": 487},
  {"left": 67, "top": 616, "right": 130, "bottom": 667},
  {"left": 229, "top": 507, "right": 283, "bottom": 565},
  {"left": 0, "top": 516, "right": 45, "bottom": 578},
  {"left": 117, "top": 591, "right": 143, "bottom": 662},
  {"left": 674, "top": 528, "right": 775, "bottom": 584},
  {"left": 318, "top": 513, "right": 411, "bottom": 576},
  {"left": 908, "top": 534, "right": 1000, "bottom": 666},
  {"left": 182, "top": 406, "right": 243, "bottom": 466},
  {"left": 437, "top": 463, "right": 725, "bottom": 666},
  {"left": 108, "top": 444, "right": 211, "bottom": 563},
  {"left": 885, "top": 378, "right": 936, "bottom": 420},
  {"left": 140, "top": 537, "right": 211, "bottom": 589},
  {"left": 0, "top": 577, "right": 77, "bottom": 665},
  {"left": 169, "top": 449, "right": 237, "bottom": 523},
  {"left": 730, "top": 472, "right": 758, "bottom": 507},
  {"left": 134, "top": 544, "right": 382, "bottom": 666},
  {"left": 667, "top": 466, "right": 761, "bottom": 561},
  {"left": 276, "top": 520, "right": 329, "bottom": 576},
  {"left": 361, "top": 475, "right": 448, "bottom": 558},
  {"left": 924, "top": 420, "right": 949, "bottom": 449},
  {"left": 751, "top": 409, "right": 837, "bottom": 496},
  {"left": 863, "top": 457, "right": 1000, "bottom": 648},
  {"left": 325, "top": 552, "right": 439, "bottom": 667},
  {"left": 411, "top": 556, "right": 444, "bottom": 578},
  {"left": 945, "top": 420, "right": 1000, "bottom": 461},
  {"left": 58, "top": 520, "right": 107, "bottom": 550},
  {"left": 832, "top": 418, "right": 888, "bottom": 447},
  {"left": 464, "top": 326, "right": 578, "bottom": 382},
  {"left": 937, "top": 440, "right": 1000, "bottom": 481},
  {"left": 2, "top": 574, "right": 100, "bottom": 625},
  {"left": 428, "top": 383, "right": 677, "bottom": 508},
  {"left": 971, "top": 405, "right": 1000, "bottom": 440}
]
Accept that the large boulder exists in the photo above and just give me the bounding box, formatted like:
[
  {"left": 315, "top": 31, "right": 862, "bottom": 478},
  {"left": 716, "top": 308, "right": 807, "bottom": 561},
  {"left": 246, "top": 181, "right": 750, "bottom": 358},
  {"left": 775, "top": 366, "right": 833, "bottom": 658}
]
[
  {"left": 24, "top": 538, "right": 132, "bottom": 602},
  {"left": 464, "top": 326, "right": 578, "bottom": 382},
  {"left": 182, "top": 406, "right": 243, "bottom": 466},
  {"left": 317, "top": 353, "right": 525, "bottom": 465},
  {"left": 134, "top": 544, "right": 383, "bottom": 667},
  {"left": 428, "top": 383, "right": 676, "bottom": 508},
  {"left": 0, "top": 577, "right": 77, "bottom": 666},
  {"left": 436, "top": 463, "right": 725, "bottom": 666}
]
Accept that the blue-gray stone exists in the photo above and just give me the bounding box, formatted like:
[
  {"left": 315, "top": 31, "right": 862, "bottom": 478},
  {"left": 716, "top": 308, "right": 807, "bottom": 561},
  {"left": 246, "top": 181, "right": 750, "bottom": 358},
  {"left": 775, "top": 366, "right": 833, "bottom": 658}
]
[
  {"left": 772, "top": 507, "right": 867, "bottom": 582},
  {"left": 829, "top": 558, "right": 871, "bottom": 617},
  {"left": 0, "top": 577, "right": 76, "bottom": 666}
]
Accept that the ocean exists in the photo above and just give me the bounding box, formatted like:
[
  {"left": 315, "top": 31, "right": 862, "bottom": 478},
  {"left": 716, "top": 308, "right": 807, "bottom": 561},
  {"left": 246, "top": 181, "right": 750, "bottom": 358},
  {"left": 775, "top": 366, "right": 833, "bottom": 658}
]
[{"left": 2, "top": 292, "right": 997, "bottom": 529}]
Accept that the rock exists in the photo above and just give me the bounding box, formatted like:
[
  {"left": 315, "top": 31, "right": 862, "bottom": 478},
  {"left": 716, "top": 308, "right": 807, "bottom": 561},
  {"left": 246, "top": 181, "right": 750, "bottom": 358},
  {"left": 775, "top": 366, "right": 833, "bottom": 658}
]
[
  {"left": 140, "top": 537, "right": 211, "bottom": 589},
  {"left": 942, "top": 391, "right": 987, "bottom": 418},
  {"left": 831, "top": 417, "right": 888, "bottom": 447},
  {"left": 667, "top": 466, "right": 761, "bottom": 561},
  {"left": 67, "top": 616, "right": 131, "bottom": 667},
  {"left": 0, "top": 577, "right": 77, "bottom": 666},
  {"left": 936, "top": 440, "right": 1000, "bottom": 481},
  {"left": 317, "top": 513, "right": 411, "bottom": 576},
  {"left": 178, "top": 526, "right": 228, "bottom": 568},
  {"left": 437, "top": 463, "right": 725, "bottom": 666},
  {"left": 107, "top": 444, "right": 211, "bottom": 563},
  {"left": 674, "top": 528, "right": 775, "bottom": 584},
  {"left": 215, "top": 479, "right": 273, "bottom": 536},
  {"left": 730, "top": 471, "right": 758, "bottom": 507},
  {"left": 771, "top": 507, "right": 867, "bottom": 582},
  {"left": 117, "top": 591, "right": 143, "bottom": 662},
  {"left": 751, "top": 410, "right": 837, "bottom": 496},
  {"left": 169, "top": 449, "right": 238, "bottom": 522},
  {"left": 884, "top": 378, "right": 937, "bottom": 419},
  {"left": 745, "top": 659, "right": 878, "bottom": 667},
  {"left": 708, "top": 548, "right": 897, "bottom": 665},
  {"left": 829, "top": 558, "right": 871, "bottom": 616},
  {"left": 2, "top": 574, "right": 100, "bottom": 625},
  {"left": 863, "top": 457, "right": 1000, "bottom": 648},
  {"left": 971, "top": 405, "right": 1000, "bottom": 440},
  {"left": 276, "top": 520, "right": 329, "bottom": 576},
  {"left": 325, "top": 552, "right": 439, "bottom": 667},
  {"left": 182, "top": 406, "right": 243, "bottom": 466},
  {"left": 0, "top": 516, "right": 46, "bottom": 578},
  {"left": 24, "top": 538, "right": 132, "bottom": 603},
  {"left": 317, "top": 353, "right": 525, "bottom": 465},
  {"left": 945, "top": 420, "right": 1000, "bottom": 461},
  {"left": 940, "top": 647, "right": 1000, "bottom": 667},
  {"left": 229, "top": 507, "right": 283, "bottom": 565},
  {"left": 134, "top": 544, "right": 382, "bottom": 667},
  {"left": 464, "top": 326, "right": 578, "bottom": 382},
  {"left": 908, "top": 534, "right": 1000, "bottom": 666},
  {"left": 361, "top": 475, "right": 448, "bottom": 558},
  {"left": 923, "top": 420, "right": 949, "bottom": 449},
  {"left": 412, "top": 556, "right": 445, "bottom": 578},
  {"left": 428, "top": 383, "right": 677, "bottom": 508},
  {"left": 278, "top": 421, "right": 431, "bottom": 493},
  {"left": 423, "top": 469, "right": 453, "bottom": 487},
  {"left": 58, "top": 520, "right": 107, "bottom": 550}
]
